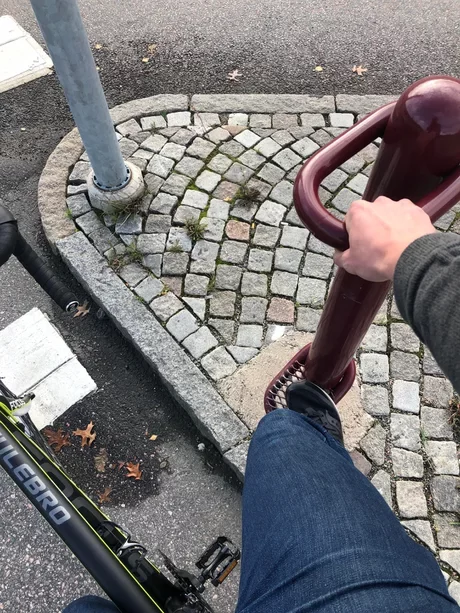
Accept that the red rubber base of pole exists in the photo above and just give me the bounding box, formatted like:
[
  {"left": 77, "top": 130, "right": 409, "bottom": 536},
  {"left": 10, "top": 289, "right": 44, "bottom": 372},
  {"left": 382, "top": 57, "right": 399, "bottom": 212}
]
[{"left": 263, "top": 343, "right": 356, "bottom": 413}]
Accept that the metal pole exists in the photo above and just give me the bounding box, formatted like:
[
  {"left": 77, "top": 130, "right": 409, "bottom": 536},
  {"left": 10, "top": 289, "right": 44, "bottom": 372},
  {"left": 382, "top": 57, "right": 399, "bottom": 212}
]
[
  {"left": 302, "top": 76, "right": 460, "bottom": 396},
  {"left": 29, "top": 0, "right": 128, "bottom": 190}
]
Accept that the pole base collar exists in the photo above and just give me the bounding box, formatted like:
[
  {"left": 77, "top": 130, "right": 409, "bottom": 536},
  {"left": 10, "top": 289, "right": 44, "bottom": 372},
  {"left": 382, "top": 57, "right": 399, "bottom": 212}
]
[{"left": 87, "top": 161, "right": 145, "bottom": 214}]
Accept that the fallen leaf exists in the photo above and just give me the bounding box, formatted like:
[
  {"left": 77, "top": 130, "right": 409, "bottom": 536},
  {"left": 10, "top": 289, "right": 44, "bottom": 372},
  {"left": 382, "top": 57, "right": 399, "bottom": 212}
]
[
  {"left": 117, "top": 460, "right": 126, "bottom": 471},
  {"left": 142, "top": 57, "right": 150, "bottom": 63},
  {"left": 224, "top": 197, "right": 232, "bottom": 202},
  {"left": 148, "top": 44, "right": 157, "bottom": 54},
  {"left": 98, "top": 487, "right": 112, "bottom": 504},
  {"left": 94, "top": 448, "right": 109, "bottom": 473},
  {"left": 94, "top": 43, "right": 103, "bottom": 50},
  {"left": 73, "top": 421, "right": 96, "bottom": 447},
  {"left": 126, "top": 462, "right": 143, "bottom": 480},
  {"left": 352, "top": 64, "right": 368, "bottom": 76},
  {"left": 149, "top": 434, "right": 158, "bottom": 441},
  {"left": 227, "top": 69, "right": 243, "bottom": 82},
  {"left": 43, "top": 428, "right": 71, "bottom": 453},
  {"left": 314, "top": 66, "right": 323, "bottom": 72},
  {"left": 73, "top": 301, "right": 90, "bottom": 318}
]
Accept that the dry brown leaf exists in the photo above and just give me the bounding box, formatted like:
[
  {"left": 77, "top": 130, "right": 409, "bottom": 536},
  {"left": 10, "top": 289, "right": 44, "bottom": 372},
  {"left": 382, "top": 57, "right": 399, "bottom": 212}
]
[
  {"left": 98, "top": 487, "right": 112, "bottom": 504},
  {"left": 142, "top": 57, "right": 150, "bottom": 63},
  {"left": 227, "top": 69, "right": 243, "bottom": 82},
  {"left": 149, "top": 434, "right": 158, "bottom": 441},
  {"left": 314, "top": 66, "right": 323, "bottom": 72},
  {"left": 73, "top": 421, "right": 96, "bottom": 447},
  {"left": 126, "top": 462, "right": 143, "bottom": 480},
  {"left": 94, "top": 448, "right": 109, "bottom": 473},
  {"left": 43, "top": 428, "right": 71, "bottom": 453},
  {"left": 73, "top": 301, "right": 90, "bottom": 318},
  {"left": 352, "top": 65, "right": 368, "bottom": 76}
]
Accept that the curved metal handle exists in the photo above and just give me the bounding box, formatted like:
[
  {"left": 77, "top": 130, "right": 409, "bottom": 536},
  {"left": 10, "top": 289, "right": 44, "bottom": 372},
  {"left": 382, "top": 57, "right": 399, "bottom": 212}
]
[{"left": 294, "top": 101, "right": 460, "bottom": 251}]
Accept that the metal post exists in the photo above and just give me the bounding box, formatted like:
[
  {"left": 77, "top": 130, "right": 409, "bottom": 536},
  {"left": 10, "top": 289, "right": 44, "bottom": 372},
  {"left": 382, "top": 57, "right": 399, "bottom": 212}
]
[{"left": 265, "top": 76, "right": 460, "bottom": 411}]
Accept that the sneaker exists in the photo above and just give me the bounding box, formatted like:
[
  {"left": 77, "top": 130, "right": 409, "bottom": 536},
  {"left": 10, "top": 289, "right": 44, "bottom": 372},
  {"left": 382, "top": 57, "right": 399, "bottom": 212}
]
[{"left": 286, "top": 380, "right": 344, "bottom": 445}]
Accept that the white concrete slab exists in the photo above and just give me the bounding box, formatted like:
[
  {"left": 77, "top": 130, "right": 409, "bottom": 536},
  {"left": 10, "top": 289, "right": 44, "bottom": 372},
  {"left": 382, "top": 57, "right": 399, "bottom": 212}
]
[
  {"left": 0, "top": 15, "right": 52, "bottom": 93},
  {"left": 0, "top": 308, "right": 96, "bottom": 427}
]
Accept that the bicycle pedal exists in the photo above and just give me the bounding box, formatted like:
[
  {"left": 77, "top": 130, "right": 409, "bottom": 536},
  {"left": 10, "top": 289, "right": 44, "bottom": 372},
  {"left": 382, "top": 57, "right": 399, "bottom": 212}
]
[{"left": 196, "top": 537, "right": 240, "bottom": 587}]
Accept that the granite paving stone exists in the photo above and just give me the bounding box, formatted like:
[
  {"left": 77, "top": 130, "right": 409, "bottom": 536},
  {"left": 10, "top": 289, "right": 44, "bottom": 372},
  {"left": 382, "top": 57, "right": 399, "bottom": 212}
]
[
  {"left": 291, "top": 137, "right": 319, "bottom": 158},
  {"left": 143, "top": 134, "right": 168, "bottom": 153},
  {"left": 150, "top": 193, "right": 178, "bottom": 214},
  {"left": 161, "top": 173, "right": 191, "bottom": 197},
  {"left": 431, "top": 476, "right": 460, "bottom": 512},
  {"left": 235, "top": 130, "right": 261, "bottom": 148},
  {"left": 137, "top": 233, "right": 167, "bottom": 254},
  {"left": 330, "top": 113, "right": 354, "bottom": 127},
  {"left": 145, "top": 214, "right": 172, "bottom": 234},
  {"left": 213, "top": 181, "right": 240, "bottom": 201},
  {"left": 281, "top": 226, "right": 309, "bottom": 250},
  {"left": 241, "top": 272, "right": 268, "bottom": 297},
  {"left": 209, "top": 291, "right": 237, "bottom": 317},
  {"left": 208, "top": 319, "right": 235, "bottom": 344},
  {"left": 142, "top": 254, "right": 162, "bottom": 277},
  {"left": 215, "top": 265, "right": 243, "bottom": 290},
  {"left": 390, "top": 351, "right": 420, "bottom": 382},
  {"left": 196, "top": 170, "right": 222, "bottom": 192},
  {"left": 297, "top": 277, "right": 327, "bottom": 307},
  {"left": 254, "top": 137, "right": 282, "bottom": 158},
  {"left": 248, "top": 249, "right": 274, "bottom": 272},
  {"left": 360, "top": 422, "right": 386, "bottom": 465},
  {"left": 173, "top": 205, "right": 201, "bottom": 225},
  {"left": 118, "top": 263, "right": 148, "bottom": 287},
  {"left": 187, "top": 137, "right": 216, "bottom": 159},
  {"left": 150, "top": 292, "right": 183, "bottom": 322},
  {"left": 391, "top": 323, "right": 421, "bottom": 353},
  {"left": 257, "top": 162, "right": 285, "bottom": 185},
  {"left": 423, "top": 376, "right": 454, "bottom": 408},
  {"left": 182, "top": 326, "right": 218, "bottom": 359},
  {"left": 171, "top": 129, "right": 196, "bottom": 146},
  {"left": 347, "top": 173, "right": 368, "bottom": 195},
  {"left": 203, "top": 218, "right": 225, "bottom": 242},
  {"left": 396, "top": 481, "right": 428, "bottom": 518},
  {"left": 236, "top": 325, "right": 264, "bottom": 348},
  {"left": 225, "top": 220, "right": 250, "bottom": 241},
  {"left": 240, "top": 297, "right": 268, "bottom": 324},
  {"left": 425, "top": 442, "right": 459, "bottom": 475},
  {"left": 219, "top": 140, "right": 245, "bottom": 158},
  {"left": 228, "top": 113, "right": 249, "bottom": 126},
  {"left": 167, "top": 227, "right": 192, "bottom": 252},
  {"left": 371, "top": 471, "right": 392, "bottom": 507},
  {"left": 391, "top": 413, "right": 421, "bottom": 451},
  {"left": 190, "top": 240, "right": 219, "bottom": 274},
  {"left": 300, "top": 113, "right": 325, "bottom": 127},
  {"left": 174, "top": 156, "right": 205, "bottom": 178},
  {"left": 275, "top": 248, "right": 302, "bottom": 273},
  {"left": 134, "top": 276, "right": 164, "bottom": 303},
  {"left": 208, "top": 199, "right": 230, "bottom": 220},
  {"left": 227, "top": 346, "right": 259, "bottom": 363},
  {"left": 361, "top": 384, "right": 390, "bottom": 416},
  {"left": 166, "top": 309, "right": 199, "bottom": 342},
  {"left": 147, "top": 154, "right": 175, "bottom": 178},
  {"left": 208, "top": 154, "right": 233, "bottom": 174},
  {"left": 224, "top": 162, "right": 254, "bottom": 185},
  {"left": 182, "top": 189, "right": 209, "bottom": 210},
  {"left": 321, "top": 168, "right": 348, "bottom": 192},
  {"left": 393, "top": 380, "right": 420, "bottom": 414},
  {"left": 271, "top": 271, "right": 299, "bottom": 297},
  {"left": 296, "top": 307, "right": 321, "bottom": 332},
  {"left": 392, "top": 448, "right": 424, "bottom": 478},
  {"left": 361, "top": 324, "right": 387, "bottom": 352},
  {"left": 421, "top": 407, "right": 454, "bottom": 440},
  {"left": 238, "top": 149, "right": 266, "bottom": 169},
  {"left": 255, "top": 201, "right": 286, "bottom": 226},
  {"left": 267, "top": 298, "right": 294, "bottom": 323},
  {"left": 272, "top": 130, "right": 296, "bottom": 146},
  {"left": 184, "top": 274, "right": 209, "bottom": 296},
  {"left": 249, "top": 114, "right": 271, "bottom": 128},
  {"left": 434, "top": 514, "right": 460, "bottom": 548},
  {"left": 272, "top": 148, "right": 302, "bottom": 171},
  {"left": 183, "top": 297, "right": 206, "bottom": 321},
  {"left": 201, "top": 347, "right": 237, "bottom": 381},
  {"left": 207, "top": 127, "right": 231, "bottom": 143},
  {"left": 360, "top": 353, "right": 389, "bottom": 383},
  {"left": 162, "top": 252, "right": 189, "bottom": 275},
  {"left": 67, "top": 193, "right": 91, "bottom": 217},
  {"left": 332, "top": 188, "right": 358, "bottom": 213},
  {"left": 270, "top": 180, "right": 294, "bottom": 206},
  {"left": 231, "top": 201, "right": 258, "bottom": 222},
  {"left": 220, "top": 240, "right": 248, "bottom": 264}
]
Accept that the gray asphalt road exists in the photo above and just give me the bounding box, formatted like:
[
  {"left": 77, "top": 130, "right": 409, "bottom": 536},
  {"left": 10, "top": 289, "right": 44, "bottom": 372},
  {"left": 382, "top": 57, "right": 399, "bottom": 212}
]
[{"left": 3, "top": 0, "right": 460, "bottom": 95}]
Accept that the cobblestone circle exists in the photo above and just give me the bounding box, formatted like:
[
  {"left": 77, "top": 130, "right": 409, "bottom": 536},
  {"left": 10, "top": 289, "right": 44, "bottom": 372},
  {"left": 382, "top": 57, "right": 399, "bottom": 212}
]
[{"left": 64, "top": 104, "right": 460, "bottom": 593}]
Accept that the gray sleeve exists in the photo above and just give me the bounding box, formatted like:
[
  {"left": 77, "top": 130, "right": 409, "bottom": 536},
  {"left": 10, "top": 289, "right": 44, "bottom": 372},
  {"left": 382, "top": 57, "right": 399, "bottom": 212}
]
[{"left": 393, "top": 232, "right": 460, "bottom": 393}]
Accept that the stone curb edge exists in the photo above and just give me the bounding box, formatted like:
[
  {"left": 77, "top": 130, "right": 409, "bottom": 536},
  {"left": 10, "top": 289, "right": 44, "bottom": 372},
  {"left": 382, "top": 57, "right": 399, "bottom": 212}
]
[{"left": 37, "top": 92, "right": 397, "bottom": 481}]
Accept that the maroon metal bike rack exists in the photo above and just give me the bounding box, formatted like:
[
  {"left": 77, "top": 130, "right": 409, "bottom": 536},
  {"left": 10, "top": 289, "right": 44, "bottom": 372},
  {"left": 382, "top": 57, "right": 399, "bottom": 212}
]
[{"left": 265, "top": 75, "right": 460, "bottom": 412}]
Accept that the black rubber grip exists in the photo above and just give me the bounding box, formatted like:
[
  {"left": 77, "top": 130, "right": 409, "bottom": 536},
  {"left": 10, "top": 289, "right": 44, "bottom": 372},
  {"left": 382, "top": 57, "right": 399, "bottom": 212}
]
[
  {"left": 0, "top": 221, "right": 18, "bottom": 266},
  {"left": 14, "top": 233, "right": 79, "bottom": 312}
]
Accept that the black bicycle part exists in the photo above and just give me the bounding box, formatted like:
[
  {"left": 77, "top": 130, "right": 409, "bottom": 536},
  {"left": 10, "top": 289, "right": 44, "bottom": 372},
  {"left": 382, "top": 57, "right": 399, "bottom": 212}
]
[
  {"left": 0, "top": 204, "right": 79, "bottom": 312},
  {"left": 196, "top": 537, "right": 241, "bottom": 587},
  {"left": 0, "top": 414, "right": 182, "bottom": 612}
]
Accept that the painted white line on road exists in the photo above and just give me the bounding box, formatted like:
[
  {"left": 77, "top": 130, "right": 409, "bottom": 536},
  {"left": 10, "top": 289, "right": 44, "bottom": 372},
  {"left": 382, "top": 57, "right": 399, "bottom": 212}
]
[
  {"left": 0, "top": 308, "right": 97, "bottom": 428},
  {"left": 0, "top": 15, "right": 53, "bottom": 93}
]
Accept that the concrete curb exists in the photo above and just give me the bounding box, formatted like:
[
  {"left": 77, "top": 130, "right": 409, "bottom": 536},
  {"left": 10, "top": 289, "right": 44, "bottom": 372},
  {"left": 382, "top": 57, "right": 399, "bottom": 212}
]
[{"left": 38, "top": 92, "right": 398, "bottom": 481}]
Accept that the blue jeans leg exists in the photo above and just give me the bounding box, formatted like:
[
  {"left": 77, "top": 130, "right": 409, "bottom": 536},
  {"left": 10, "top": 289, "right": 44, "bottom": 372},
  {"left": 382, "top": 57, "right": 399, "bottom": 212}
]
[
  {"left": 62, "top": 596, "right": 119, "bottom": 612},
  {"left": 236, "top": 410, "right": 458, "bottom": 613}
]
